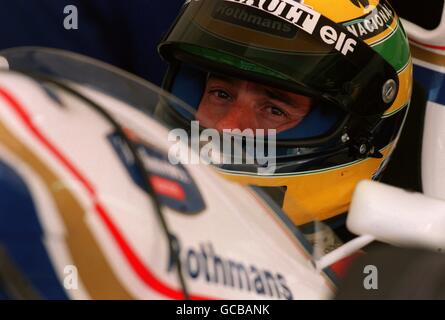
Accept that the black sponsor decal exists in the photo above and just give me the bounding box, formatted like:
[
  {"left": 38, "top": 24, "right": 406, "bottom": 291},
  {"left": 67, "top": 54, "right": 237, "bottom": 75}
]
[
  {"left": 350, "top": 0, "right": 370, "bottom": 9},
  {"left": 212, "top": 2, "right": 298, "bottom": 38},
  {"left": 215, "top": 0, "right": 359, "bottom": 56}
]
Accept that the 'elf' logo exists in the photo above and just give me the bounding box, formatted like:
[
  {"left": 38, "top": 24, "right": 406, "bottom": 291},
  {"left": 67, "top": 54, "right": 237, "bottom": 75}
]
[{"left": 350, "top": 0, "right": 370, "bottom": 9}]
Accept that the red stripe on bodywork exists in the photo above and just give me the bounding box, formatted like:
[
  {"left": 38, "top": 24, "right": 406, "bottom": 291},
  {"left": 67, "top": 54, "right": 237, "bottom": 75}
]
[{"left": 410, "top": 38, "right": 445, "bottom": 51}]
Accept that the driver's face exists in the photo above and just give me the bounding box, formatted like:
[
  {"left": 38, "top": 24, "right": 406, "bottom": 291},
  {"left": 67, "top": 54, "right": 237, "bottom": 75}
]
[{"left": 197, "top": 74, "right": 313, "bottom": 133}]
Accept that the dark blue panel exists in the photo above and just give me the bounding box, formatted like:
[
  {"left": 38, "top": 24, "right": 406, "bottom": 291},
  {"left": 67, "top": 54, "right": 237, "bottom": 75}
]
[
  {"left": 414, "top": 64, "right": 445, "bottom": 105},
  {"left": 0, "top": 160, "right": 68, "bottom": 299}
]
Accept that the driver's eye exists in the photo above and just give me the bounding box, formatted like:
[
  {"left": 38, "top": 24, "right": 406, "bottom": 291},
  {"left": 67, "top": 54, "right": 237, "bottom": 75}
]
[
  {"left": 209, "top": 89, "right": 232, "bottom": 101},
  {"left": 264, "top": 105, "right": 287, "bottom": 118},
  {"left": 269, "top": 106, "right": 285, "bottom": 117}
]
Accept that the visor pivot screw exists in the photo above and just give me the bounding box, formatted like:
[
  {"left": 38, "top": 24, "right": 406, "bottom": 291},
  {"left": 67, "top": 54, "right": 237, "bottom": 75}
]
[
  {"left": 341, "top": 133, "right": 350, "bottom": 143},
  {"left": 382, "top": 79, "right": 397, "bottom": 104},
  {"left": 359, "top": 144, "right": 368, "bottom": 155}
]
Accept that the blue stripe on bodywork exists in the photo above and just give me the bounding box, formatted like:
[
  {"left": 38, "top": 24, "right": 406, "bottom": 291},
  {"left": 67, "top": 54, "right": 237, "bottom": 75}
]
[
  {"left": 0, "top": 160, "right": 68, "bottom": 300},
  {"left": 414, "top": 64, "right": 445, "bottom": 105}
]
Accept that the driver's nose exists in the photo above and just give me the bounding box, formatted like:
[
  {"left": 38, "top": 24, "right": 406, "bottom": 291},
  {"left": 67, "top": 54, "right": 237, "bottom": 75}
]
[{"left": 214, "top": 100, "right": 256, "bottom": 132}]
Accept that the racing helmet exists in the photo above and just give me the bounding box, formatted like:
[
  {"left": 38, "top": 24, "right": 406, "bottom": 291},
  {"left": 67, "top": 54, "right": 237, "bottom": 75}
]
[{"left": 157, "top": 0, "right": 413, "bottom": 226}]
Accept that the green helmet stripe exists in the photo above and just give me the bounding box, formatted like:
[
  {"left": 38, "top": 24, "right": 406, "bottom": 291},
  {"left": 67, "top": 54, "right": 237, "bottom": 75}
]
[{"left": 371, "top": 22, "right": 411, "bottom": 72}]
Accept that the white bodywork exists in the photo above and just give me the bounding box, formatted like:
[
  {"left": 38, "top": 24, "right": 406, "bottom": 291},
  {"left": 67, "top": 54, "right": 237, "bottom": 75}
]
[
  {"left": 401, "top": 9, "right": 445, "bottom": 200},
  {"left": 422, "top": 101, "right": 445, "bottom": 200},
  {"left": 348, "top": 180, "right": 445, "bottom": 250}
]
